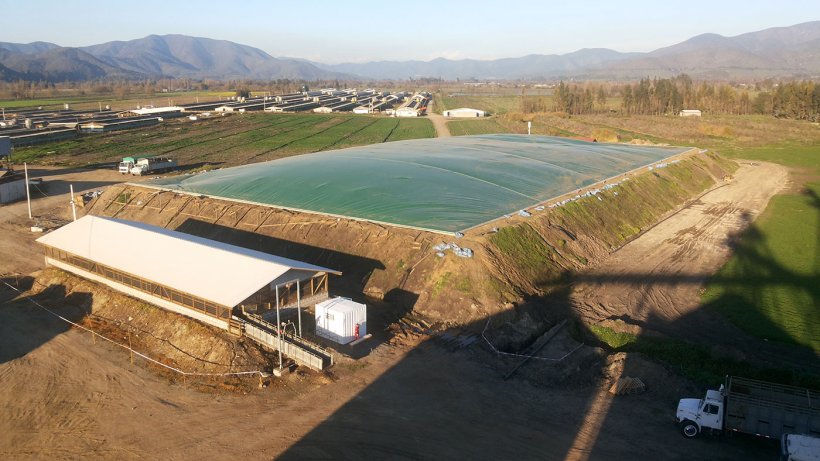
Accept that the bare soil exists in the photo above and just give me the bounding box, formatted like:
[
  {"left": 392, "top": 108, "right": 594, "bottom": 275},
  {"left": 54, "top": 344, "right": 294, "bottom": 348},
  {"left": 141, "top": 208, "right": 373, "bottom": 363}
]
[
  {"left": 0, "top": 158, "right": 789, "bottom": 459},
  {"left": 425, "top": 100, "right": 452, "bottom": 137}
]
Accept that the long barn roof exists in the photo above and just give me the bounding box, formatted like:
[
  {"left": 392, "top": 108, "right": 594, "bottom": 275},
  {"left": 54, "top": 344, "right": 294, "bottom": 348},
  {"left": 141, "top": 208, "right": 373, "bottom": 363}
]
[{"left": 36, "top": 215, "right": 340, "bottom": 307}]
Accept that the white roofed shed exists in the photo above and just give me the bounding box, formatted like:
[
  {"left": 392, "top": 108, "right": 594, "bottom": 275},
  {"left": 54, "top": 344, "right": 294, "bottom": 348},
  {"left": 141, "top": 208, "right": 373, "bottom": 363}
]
[{"left": 36, "top": 215, "right": 340, "bottom": 329}]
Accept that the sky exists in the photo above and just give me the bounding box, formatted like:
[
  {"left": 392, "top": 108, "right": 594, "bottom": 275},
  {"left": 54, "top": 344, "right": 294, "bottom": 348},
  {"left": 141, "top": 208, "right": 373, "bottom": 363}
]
[{"left": 2, "top": 0, "right": 819, "bottom": 63}]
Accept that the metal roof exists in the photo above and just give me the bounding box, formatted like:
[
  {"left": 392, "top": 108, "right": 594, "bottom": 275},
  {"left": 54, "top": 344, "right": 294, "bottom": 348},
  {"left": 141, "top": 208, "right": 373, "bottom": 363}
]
[{"left": 36, "top": 215, "right": 340, "bottom": 307}]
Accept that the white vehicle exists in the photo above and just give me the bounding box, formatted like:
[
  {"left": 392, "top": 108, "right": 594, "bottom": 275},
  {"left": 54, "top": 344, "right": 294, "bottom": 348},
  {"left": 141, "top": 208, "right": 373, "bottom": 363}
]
[
  {"left": 129, "top": 157, "right": 176, "bottom": 176},
  {"left": 676, "top": 376, "right": 820, "bottom": 439},
  {"left": 782, "top": 434, "right": 820, "bottom": 461},
  {"left": 118, "top": 156, "right": 151, "bottom": 174}
]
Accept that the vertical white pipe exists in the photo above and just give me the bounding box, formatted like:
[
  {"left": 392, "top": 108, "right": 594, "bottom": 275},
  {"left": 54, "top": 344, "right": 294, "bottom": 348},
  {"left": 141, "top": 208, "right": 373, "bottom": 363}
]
[
  {"left": 24, "top": 163, "right": 32, "bottom": 219},
  {"left": 275, "top": 285, "right": 283, "bottom": 370},
  {"left": 69, "top": 184, "right": 77, "bottom": 221}
]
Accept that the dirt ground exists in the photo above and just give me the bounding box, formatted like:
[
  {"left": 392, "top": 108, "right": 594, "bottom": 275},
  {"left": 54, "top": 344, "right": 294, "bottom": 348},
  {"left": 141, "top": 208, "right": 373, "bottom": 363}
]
[
  {"left": 0, "top": 165, "right": 152, "bottom": 275},
  {"left": 0, "top": 161, "right": 790, "bottom": 460},
  {"left": 425, "top": 100, "right": 451, "bottom": 137}
]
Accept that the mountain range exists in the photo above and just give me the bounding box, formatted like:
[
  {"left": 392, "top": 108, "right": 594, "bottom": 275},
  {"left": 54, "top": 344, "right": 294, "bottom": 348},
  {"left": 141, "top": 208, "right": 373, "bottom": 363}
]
[{"left": 1, "top": 21, "right": 818, "bottom": 82}]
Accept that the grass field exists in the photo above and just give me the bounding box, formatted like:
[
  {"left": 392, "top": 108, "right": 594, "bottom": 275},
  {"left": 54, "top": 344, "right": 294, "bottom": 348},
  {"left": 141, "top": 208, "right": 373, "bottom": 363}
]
[
  {"left": 447, "top": 118, "right": 511, "bottom": 136},
  {"left": 702, "top": 144, "right": 820, "bottom": 353},
  {"left": 590, "top": 325, "right": 820, "bottom": 388},
  {"left": 10, "top": 113, "right": 435, "bottom": 167},
  {"left": 435, "top": 93, "right": 522, "bottom": 115}
]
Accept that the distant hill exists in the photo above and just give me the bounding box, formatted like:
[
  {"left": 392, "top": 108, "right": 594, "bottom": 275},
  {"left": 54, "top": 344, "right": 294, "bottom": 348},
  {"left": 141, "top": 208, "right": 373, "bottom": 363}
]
[
  {"left": 0, "top": 35, "right": 346, "bottom": 82},
  {"left": 316, "top": 21, "right": 820, "bottom": 80},
  {"left": 80, "top": 35, "right": 344, "bottom": 80},
  {"left": 0, "top": 41, "right": 60, "bottom": 55},
  {"left": 0, "top": 21, "right": 818, "bottom": 82},
  {"left": 0, "top": 47, "right": 139, "bottom": 81},
  {"left": 316, "top": 48, "right": 640, "bottom": 80}
]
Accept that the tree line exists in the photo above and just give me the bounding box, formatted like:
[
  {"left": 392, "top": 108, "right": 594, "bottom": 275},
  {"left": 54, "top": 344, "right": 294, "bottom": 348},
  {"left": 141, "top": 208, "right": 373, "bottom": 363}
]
[{"left": 522, "top": 76, "right": 820, "bottom": 121}]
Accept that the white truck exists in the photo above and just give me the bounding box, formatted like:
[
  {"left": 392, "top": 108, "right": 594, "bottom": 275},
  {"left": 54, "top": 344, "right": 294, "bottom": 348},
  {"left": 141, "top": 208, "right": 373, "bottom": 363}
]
[
  {"left": 781, "top": 434, "right": 820, "bottom": 461},
  {"left": 676, "top": 376, "right": 820, "bottom": 440},
  {"left": 128, "top": 157, "right": 176, "bottom": 176}
]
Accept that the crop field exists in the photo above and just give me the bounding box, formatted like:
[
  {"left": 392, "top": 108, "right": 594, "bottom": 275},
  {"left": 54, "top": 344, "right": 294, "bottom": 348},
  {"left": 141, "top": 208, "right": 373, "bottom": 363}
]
[
  {"left": 447, "top": 118, "right": 510, "bottom": 135},
  {"left": 435, "top": 93, "right": 522, "bottom": 115},
  {"left": 11, "top": 113, "right": 435, "bottom": 167}
]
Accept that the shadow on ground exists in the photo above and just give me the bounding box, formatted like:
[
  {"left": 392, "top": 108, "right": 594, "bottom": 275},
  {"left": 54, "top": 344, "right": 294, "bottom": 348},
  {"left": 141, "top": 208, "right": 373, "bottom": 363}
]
[{"left": 0, "top": 279, "right": 91, "bottom": 364}]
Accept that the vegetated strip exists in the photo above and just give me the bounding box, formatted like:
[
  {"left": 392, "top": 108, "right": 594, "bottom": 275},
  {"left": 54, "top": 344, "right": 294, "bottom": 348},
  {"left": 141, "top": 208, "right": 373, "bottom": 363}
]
[
  {"left": 589, "top": 324, "right": 820, "bottom": 389},
  {"left": 461, "top": 147, "right": 701, "bottom": 234}
]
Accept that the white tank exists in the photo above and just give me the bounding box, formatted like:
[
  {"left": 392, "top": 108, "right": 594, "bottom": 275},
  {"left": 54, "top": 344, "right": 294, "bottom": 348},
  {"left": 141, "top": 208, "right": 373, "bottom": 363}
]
[{"left": 315, "top": 297, "right": 366, "bottom": 345}]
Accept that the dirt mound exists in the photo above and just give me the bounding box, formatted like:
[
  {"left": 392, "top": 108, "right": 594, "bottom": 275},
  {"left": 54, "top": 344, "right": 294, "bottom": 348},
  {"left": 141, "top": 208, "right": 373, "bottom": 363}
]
[{"left": 23, "top": 268, "right": 275, "bottom": 375}]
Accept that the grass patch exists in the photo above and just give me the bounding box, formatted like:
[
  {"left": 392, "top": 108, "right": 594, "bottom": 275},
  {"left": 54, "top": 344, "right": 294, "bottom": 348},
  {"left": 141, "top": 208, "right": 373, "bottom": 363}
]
[
  {"left": 702, "top": 182, "right": 820, "bottom": 353},
  {"left": 448, "top": 118, "right": 508, "bottom": 136},
  {"left": 589, "top": 325, "right": 820, "bottom": 388},
  {"left": 432, "top": 272, "right": 453, "bottom": 297},
  {"left": 701, "top": 141, "right": 820, "bottom": 354}
]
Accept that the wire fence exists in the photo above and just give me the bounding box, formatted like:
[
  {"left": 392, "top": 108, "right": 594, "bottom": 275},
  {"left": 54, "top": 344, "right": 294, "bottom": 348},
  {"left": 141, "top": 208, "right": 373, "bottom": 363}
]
[
  {"left": 481, "top": 318, "right": 584, "bottom": 362},
  {"left": 0, "top": 278, "right": 268, "bottom": 379}
]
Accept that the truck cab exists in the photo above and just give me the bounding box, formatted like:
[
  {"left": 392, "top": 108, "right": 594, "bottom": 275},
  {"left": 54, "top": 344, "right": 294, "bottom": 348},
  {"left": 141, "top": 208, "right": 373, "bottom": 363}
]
[
  {"left": 676, "top": 387, "right": 725, "bottom": 438},
  {"left": 118, "top": 160, "right": 135, "bottom": 174}
]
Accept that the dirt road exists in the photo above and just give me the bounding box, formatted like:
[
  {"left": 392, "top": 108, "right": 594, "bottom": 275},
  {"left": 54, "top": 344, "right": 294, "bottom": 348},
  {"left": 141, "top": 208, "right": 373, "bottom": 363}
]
[
  {"left": 570, "top": 162, "right": 815, "bottom": 367},
  {"left": 426, "top": 100, "right": 451, "bottom": 137}
]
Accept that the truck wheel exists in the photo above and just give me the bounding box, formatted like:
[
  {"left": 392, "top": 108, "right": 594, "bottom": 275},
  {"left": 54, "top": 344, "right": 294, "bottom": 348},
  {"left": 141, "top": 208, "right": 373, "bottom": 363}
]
[{"left": 680, "top": 420, "right": 699, "bottom": 438}]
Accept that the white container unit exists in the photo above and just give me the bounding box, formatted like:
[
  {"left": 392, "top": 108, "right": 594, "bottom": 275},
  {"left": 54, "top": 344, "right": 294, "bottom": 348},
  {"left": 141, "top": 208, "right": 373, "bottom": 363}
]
[{"left": 315, "top": 297, "right": 366, "bottom": 345}]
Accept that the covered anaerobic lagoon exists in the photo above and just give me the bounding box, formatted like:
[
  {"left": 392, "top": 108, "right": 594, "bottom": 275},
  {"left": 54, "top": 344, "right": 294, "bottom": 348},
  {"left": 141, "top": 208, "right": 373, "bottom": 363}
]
[{"left": 146, "top": 134, "right": 692, "bottom": 234}]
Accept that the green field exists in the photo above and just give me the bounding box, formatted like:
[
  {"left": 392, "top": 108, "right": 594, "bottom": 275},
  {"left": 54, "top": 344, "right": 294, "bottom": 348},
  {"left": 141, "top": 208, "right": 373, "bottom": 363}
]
[
  {"left": 11, "top": 113, "right": 435, "bottom": 167},
  {"left": 447, "top": 118, "right": 512, "bottom": 136},
  {"left": 702, "top": 144, "right": 820, "bottom": 353},
  {"left": 435, "top": 92, "right": 523, "bottom": 115}
]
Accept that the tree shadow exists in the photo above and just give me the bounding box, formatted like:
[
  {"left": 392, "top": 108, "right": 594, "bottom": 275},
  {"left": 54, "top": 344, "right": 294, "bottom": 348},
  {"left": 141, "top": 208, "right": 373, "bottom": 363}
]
[{"left": 277, "top": 188, "right": 818, "bottom": 460}]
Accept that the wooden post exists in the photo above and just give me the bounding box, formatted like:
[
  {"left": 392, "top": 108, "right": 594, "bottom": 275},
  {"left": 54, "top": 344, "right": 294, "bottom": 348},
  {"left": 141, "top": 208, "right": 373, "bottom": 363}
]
[
  {"left": 297, "top": 279, "right": 302, "bottom": 337},
  {"left": 128, "top": 329, "right": 133, "bottom": 364}
]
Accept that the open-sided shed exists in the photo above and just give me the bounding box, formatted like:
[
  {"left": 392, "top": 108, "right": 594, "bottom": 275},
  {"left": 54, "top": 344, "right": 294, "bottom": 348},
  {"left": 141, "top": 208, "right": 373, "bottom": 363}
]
[{"left": 36, "top": 215, "right": 340, "bottom": 330}]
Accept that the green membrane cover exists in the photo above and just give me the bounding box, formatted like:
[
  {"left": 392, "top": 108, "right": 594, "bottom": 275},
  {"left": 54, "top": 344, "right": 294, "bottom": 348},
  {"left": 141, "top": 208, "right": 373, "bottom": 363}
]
[{"left": 147, "top": 134, "right": 691, "bottom": 233}]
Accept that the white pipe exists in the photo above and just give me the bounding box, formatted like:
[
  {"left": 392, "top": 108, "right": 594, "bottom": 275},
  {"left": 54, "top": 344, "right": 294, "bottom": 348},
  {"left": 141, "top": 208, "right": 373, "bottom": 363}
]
[
  {"left": 24, "top": 162, "right": 32, "bottom": 219},
  {"left": 69, "top": 184, "right": 77, "bottom": 221},
  {"left": 275, "top": 285, "right": 283, "bottom": 370}
]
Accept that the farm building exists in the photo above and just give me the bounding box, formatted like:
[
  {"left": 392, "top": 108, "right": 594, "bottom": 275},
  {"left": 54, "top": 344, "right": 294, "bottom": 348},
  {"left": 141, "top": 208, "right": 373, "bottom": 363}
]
[
  {"left": 679, "top": 109, "right": 702, "bottom": 117},
  {"left": 79, "top": 117, "right": 162, "bottom": 134},
  {"left": 443, "top": 108, "right": 486, "bottom": 118},
  {"left": 395, "top": 107, "right": 421, "bottom": 117},
  {"left": 119, "top": 106, "right": 183, "bottom": 117},
  {"left": 36, "top": 215, "right": 340, "bottom": 331}
]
